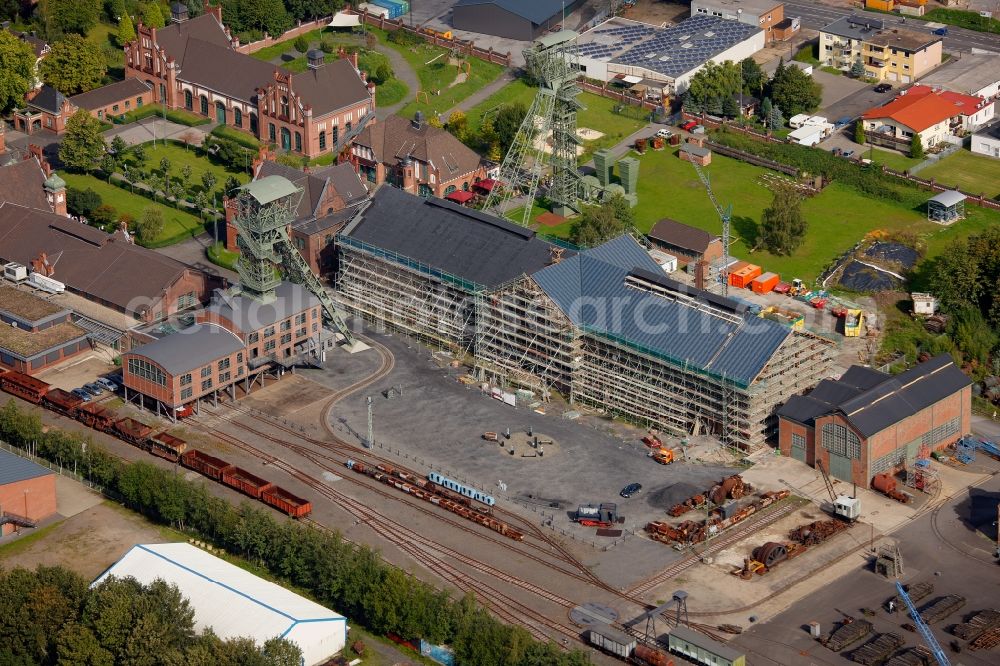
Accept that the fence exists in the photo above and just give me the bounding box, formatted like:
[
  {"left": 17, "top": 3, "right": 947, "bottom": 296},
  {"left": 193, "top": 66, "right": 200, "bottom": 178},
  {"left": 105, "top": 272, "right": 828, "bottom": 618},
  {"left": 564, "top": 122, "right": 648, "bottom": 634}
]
[
  {"left": 707, "top": 141, "right": 800, "bottom": 176},
  {"left": 682, "top": 110, "right": 780, "bottom": 143},
  {"left": 881, "top": 166, "right": 1000, "bottom": 211},
  {"left": 353, "top": 10, "right": 513, "bottom": 67},
  {"left": 236, "top": 16, "right": 337, "bottom": 55}
]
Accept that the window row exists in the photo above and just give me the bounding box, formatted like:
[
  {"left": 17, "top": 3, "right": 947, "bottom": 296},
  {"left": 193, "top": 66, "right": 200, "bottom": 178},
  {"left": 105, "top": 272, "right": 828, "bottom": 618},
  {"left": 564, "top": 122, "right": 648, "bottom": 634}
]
[{"left": 127, "top": 358, "right": 166, "bottom": 387}]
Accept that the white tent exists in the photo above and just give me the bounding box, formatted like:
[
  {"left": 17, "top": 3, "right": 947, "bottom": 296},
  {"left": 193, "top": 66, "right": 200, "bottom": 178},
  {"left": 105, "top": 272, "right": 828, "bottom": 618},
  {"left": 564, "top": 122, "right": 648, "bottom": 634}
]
[
  {"left": 328, "top": 12, "right": 361, "bottom": 27},
  {"left": 94, "top": 543, "right": 347, "bottom": 666}
]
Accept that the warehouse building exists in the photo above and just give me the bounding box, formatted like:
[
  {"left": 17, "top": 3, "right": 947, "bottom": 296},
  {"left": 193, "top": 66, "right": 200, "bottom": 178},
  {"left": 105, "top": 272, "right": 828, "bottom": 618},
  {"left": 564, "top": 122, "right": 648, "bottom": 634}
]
[
  {"left": 647, "top": 218, "right": 723, "bottom": 267},
  {"left": 0, "top": 448, "right": 57, "bottom": 538},
  {"left": 776, "top": 354, "right": 971, "bottom": 484},
  {"left": 0, "top": 286, "right": 91, "bottom": 374},
  {"left": 337, "top": 188, "right": 834, "bottom": 450},
  {"left": 452, "top": 0, "right": 584, "bottom": 41},
  {"left": 691, "top": 0, "right": 799, "bottom": 43},
  {"left": 574, "top": 16, "right": 764, "bottom": 97},
  {"left": 95, "top": 543, "right": 347, "bottom": 665}
]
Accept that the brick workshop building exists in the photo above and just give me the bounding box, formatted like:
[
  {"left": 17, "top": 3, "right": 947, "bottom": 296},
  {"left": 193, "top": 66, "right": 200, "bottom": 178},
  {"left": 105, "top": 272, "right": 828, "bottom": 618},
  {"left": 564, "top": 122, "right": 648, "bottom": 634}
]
[
  {"left": 0, "top": 286, "right": 90, "bottom": 374},
  {"left": 0, "top": 448, "right": 57, "bottom": 538}
]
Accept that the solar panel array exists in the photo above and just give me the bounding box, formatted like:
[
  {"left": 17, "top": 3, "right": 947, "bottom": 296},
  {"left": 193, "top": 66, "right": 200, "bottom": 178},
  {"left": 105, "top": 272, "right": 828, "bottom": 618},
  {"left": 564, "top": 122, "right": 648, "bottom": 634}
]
[{"left": 575, "top": 15, "right": 761, "bottom": 78}]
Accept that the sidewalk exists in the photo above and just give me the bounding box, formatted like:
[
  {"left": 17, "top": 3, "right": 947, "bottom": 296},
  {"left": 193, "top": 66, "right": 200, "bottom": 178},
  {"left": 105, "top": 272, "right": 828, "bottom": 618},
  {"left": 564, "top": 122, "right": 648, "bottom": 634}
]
[
  {"left": 438, "top": 70, "right": 516, "bottom": 120},
  {"left": 103, "top": 117, "right": 212, "bottom": 147}
]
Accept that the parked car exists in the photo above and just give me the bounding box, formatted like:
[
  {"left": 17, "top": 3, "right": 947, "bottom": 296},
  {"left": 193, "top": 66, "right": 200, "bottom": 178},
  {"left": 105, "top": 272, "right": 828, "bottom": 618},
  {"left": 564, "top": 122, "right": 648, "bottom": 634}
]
[
  {"left": 655, "top": 128, "right": 673, "bottom": 139},
  {"left": 620, "top": 483, "right": 643, "bottom": 498},
  {"left": 95, "top": 377, "right": 118, "bottom": 392},
  {"left": 874, "top": 83, "right": 893, "bottom": 93},
  {"left": 679, "top": 120, "right": 698, "bottom": 132},
  {"left": 842, "top": 150, "right": 855, "bottom": 158},
  {"left": 72, "top": 388, "right": 93, "bottom": 402},
  {"left": 932, "top": 27, "right": 948, "bottom": 36},
  {"left": 82, "top": 383, "right": 103, "bottom": 397}
]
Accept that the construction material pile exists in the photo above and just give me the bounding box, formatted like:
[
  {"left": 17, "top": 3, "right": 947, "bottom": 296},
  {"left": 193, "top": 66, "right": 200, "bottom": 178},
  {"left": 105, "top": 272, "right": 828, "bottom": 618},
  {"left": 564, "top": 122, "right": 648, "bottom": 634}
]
[
  {"left": 821, "top": 617, "right": 873, "bottom": 651},
  {"left": 884, "top": 646, "right": 933, "bottom": 666},
  {"left": 646, "top": 487, "right": 788, "bottom": 548},
  {"left": 667, "top": 474, "right": 752, "bottom": 518},
  {"left": 886, "top": 582, "right": 933, "bottom": 611},
  {"left": 851, "top": 633, "right": 903, "bottom": 665},
  {"left": 953, "top": 609, "right": 1000, "bottom": 641},
  {"left": 919, "top": 595, "right": 966, "bottom": 624},
  {"left": 788, "top": 518, "right": 852, "bottom": 546}
]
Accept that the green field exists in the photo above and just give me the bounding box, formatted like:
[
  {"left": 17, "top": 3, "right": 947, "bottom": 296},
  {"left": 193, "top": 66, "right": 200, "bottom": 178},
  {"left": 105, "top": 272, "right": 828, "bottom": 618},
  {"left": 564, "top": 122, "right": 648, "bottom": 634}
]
[
  {"left": 536, "top": 147, "right": 986, "bottom": 282},
  {"left": 869, "top": 147, "right": 923, "bottom": 173},
  {"left": 207, "top": 242, "right": 239, "bottom": 271},
  {"left": 124, "top": 142, "right": 250, "bottom": 195},
  {"left": 919, "top": 150, "right": 1000, "bottom": 198},
  {"left": 62, "top": 172, "right": 207, "bottom": 247}
]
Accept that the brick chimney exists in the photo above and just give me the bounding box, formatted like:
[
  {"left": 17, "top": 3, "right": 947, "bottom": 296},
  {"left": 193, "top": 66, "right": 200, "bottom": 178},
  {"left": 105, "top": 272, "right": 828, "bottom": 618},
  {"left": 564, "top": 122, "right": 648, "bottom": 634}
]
[
  {"left": 0, "top": 122, "right": 5, "bottom": 154},
  {"left": 204, "top": 0, "right": 223, "bottom": 23},
  {"left": 31, "top": 252, "right": 55, "bottom": 277}
]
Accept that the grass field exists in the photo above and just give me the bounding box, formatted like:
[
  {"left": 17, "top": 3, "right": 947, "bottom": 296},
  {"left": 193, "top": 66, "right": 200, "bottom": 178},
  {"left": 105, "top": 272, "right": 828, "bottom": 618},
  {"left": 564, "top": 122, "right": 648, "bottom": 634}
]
[
  {"left": 918, "top": 150, "right": 1000, "bottom": 198},
  {"left": 63, "top": 172, "right": 207, "bottom": 246},
  {"left": 207, "top": 242, "right": 239, "bottom": 271},
  {"left": 869, "top": 147, "right": 923, "bottom": 173},
  {"left": 125, "top": 142, "right": 250, "bottom": 196}
]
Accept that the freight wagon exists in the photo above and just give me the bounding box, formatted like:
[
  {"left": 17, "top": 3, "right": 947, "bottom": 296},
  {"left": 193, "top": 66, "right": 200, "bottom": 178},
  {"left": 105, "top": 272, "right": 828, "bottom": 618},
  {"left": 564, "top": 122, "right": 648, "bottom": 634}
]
[
  {"left": 262, "top": 486, "right": 313, "bottom": 518},
  {"left": 180, "top": 450, "right": 234, "bottom": 480},
  {"left": 222, "top": 467, "right": 275, "bottom": 499},
  {"left": 0, "top": 370, "right": 49, "bottom": 403},
  {"left": 667, "top": 626, "right": 745, "bottom": 666},
  {"left": 586, "top": 626, "right": 675, "bottom": 665},
  {"left": 428, "top": 471, "right": 496, "bottom": 506},
  {"left": 150, "top": 432, "right": 187, "bottom": 462},
  {"left": 42, "top": 388, "right": 84, "bottom": 416}
]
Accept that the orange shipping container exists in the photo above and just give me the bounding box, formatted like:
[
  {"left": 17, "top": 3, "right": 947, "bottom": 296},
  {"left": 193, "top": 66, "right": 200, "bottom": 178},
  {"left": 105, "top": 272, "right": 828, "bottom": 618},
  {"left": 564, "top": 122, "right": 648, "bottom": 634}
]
[
  {"left": 729, "top": 264, "right": 762, "bottom": 289},
  {"left": 751, "top": 271, "right": 780, "bottom": 294}
]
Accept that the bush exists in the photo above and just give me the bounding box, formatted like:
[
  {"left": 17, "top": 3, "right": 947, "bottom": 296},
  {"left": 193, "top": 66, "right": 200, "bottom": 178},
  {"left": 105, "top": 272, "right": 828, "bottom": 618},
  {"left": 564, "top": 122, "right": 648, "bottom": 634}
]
[
  {"left": 67, "top": 188, "right": 103, "bottom": 217},
  {"left": 91, "top": 204, "right": 118, "bottom": 229},
  {"left": 387, "top": 28, "right": 423, "bottom": 46},
  {"left": 209, "top": 125, "right": 262, "bottom": 150},
  {"left": 319, "top": 35, "right": 336, "bottom": 53},
  {"left": 293, "top": 35, "right": 309, "bottom": 53}
]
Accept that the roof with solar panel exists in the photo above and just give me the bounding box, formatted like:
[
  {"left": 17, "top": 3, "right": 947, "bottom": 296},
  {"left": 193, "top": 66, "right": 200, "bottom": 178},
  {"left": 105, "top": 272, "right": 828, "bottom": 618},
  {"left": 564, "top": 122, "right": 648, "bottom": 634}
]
[{"left": 574, "top": 15, "right": 762, "bottom": 78}]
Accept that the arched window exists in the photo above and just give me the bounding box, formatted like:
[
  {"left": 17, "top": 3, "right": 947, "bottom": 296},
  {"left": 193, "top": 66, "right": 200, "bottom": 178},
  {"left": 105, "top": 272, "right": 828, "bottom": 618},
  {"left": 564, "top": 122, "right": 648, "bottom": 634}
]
[
  {"left": 199, "top": 95, "right": 208, "bottom": 115},
  {"left": 184, "top": 90, "right": 192, "bottom": 110},
  {"left": 249, "top": 112, "right": 258, "bottom": 134},
  {"left": 280, "top": 127, "right": 291, "bottom": 151},
  {"left": 280, "top": 95, "right": 289, "bottom": 118},
  {"left": 159, "top": 83, "right": 166, "bottom": 103},
  {"left": 269, "top": 123, "right": 276, "bottom": 142},
  {"left": 294, "top": 131, "right": 301, "bottom": 152},
  {"left": 318, "top": 131, "right": 326, "bottom": 150},
  {"left": 215, "top": 101, "right": 226, "bottom": 125},
  {"left": 821, "top": 423, "right": 861, "bottom": 459},
  {"left": 444, "top": 185, "right": 457, "bottom": 195},
  {"left": 233, "top": 108, "right": 242, "bottom": 127},
  {"left": 463, "top": 181, "right": 469, "bottom": 191}
]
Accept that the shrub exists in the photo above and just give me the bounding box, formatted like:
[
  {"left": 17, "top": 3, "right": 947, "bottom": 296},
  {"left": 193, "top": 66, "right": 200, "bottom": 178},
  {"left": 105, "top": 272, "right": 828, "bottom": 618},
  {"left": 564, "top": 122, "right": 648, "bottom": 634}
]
[
  {"left": 387, "top": 28, "right": 422, "bottom": 46},
  {"left": 293, "top": 35, "right": 309, "bottom": 53},
  {"left": 67, "top": 188, "right": 103, "bottom": 217},
  {"left": 91, "top": 204, "right": 118, "bottom": 229}
]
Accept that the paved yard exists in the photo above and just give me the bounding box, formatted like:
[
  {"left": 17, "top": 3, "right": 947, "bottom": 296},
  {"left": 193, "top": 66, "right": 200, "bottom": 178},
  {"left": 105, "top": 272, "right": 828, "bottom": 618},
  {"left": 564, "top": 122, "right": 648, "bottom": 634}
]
[
  {"left": 103, "top": 117, "right": 212, "bottom": 147},
  {"left": 821, "top": 83, "right": 897, "bottom": 123}
]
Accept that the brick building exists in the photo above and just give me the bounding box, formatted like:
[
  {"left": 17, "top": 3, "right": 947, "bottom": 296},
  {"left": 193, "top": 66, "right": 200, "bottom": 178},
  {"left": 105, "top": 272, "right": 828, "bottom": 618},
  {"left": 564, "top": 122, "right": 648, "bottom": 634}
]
[
  {"left": 12, "top": 85, "right": 73, "bottom": 135},
  {"left": 0, "top": 448, "right": 57, "bottom": 538},
  {"left": 351, "top": 112, "right": 487, "bottom": 198},
  {"left": 0, "top": 149, "right": 68, "bottom": 216},
  {"left": 68, "top": 78, "right": 154, "bottom": 123},
  {"left": 690, "top": 0, "right": 799, "bottom": 42},
  {"left": 647, "top": 218, "right": 723, "bottom": 267},
  {"left": 122, "top": 3, "right": 374, "bottom": 159},
  {"left": 0, "top": 286, "right": 90, "bottom": 374},
  {"left": 123, "top": 282, "right": 321, "bottom": 418},
  {"left": 224, "top": 158, "right": 369, "bottom": 275},
  {"left": 776, "top": 354, "right": 971, "bottom": 485}
]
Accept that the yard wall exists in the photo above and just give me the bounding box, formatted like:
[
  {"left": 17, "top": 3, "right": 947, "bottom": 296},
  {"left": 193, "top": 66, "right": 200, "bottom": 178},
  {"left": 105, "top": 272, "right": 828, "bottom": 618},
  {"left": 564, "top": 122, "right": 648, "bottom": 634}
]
[{"left": 354, "top": 10, "right": 513, "bottom": 67}]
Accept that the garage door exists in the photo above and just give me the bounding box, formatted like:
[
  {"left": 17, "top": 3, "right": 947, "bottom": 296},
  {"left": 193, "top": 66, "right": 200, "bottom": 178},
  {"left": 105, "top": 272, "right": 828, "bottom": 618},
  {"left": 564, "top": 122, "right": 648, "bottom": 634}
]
[
  {"left": 791, "top": 441, "right": 807, "bottom": 463},
  {"left": 829, "top": 453, "right": 853, "bottom": 482}
]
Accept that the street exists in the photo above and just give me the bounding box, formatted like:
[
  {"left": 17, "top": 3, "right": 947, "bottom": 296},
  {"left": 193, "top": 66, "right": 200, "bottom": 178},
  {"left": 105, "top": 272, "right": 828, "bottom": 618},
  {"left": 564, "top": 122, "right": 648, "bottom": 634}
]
[{"left": 783, "top": 0, "right": 1000, "bottom": 53}]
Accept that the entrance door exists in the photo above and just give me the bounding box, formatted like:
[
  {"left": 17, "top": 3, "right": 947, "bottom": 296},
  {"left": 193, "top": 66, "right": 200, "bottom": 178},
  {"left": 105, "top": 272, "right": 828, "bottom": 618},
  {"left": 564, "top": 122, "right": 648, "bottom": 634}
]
[
  {"left": 829, "top": 453, "right": 852, "bottom": 482},
  {"left": 791, "top": 441, "right": 806, "bottom": 463},
  {"left": 280, "top": 127, "right": 291, "bottom": 151},
  {"left": 216, "top": 102, "right": 226, "bottom": 125}
]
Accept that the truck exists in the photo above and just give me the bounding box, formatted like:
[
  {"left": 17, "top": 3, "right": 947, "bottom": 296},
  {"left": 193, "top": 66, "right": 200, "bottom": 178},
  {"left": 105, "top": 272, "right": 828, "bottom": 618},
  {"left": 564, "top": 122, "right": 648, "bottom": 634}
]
[{"left": 651, "top": 448, "right": 675, "bottom": 465}]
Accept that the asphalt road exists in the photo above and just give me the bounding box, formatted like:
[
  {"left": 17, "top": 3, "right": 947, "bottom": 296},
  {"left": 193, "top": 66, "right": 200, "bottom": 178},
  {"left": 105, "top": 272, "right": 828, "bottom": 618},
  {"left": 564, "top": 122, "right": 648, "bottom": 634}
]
[{"left": 783, "top": 0, "right": 1000, "bottom": 54}]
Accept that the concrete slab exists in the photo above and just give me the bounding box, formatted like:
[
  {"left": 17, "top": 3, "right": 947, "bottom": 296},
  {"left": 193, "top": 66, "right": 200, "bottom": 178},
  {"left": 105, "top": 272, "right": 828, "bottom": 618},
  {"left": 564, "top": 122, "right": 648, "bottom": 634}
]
[
  {"left": 35, "top": 353, "right": 117, "bottom": 392},
  {"left": 54, "top": 473, "right": 104, "bottom": 519}
]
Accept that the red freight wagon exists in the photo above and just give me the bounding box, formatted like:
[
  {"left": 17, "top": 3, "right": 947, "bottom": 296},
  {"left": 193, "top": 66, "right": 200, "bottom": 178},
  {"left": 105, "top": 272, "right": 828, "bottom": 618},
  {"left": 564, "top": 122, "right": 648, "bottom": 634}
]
[
  {"left": 261, "top": 486, "right": 312, "bottom": 518},
  {"left": 0, "top": 370, "right": 50, "bottom": 403},
  {"left": 113, "top": 417, "right": 153, "bottom": 446},
  {"left": 221, "top": 467, "right": 274, "bottom": 498},
  {"left": 150, "top": 432, "right": 187, "bottom": 462},
  {"left": 180, "top": 450, "right": 234, "bottom": 480},
  {"left": 77, "top": 403, "right": 117, "bottom": 430},
  {"left": 43, "top": 388, "right": 83, "bottom": 416}
]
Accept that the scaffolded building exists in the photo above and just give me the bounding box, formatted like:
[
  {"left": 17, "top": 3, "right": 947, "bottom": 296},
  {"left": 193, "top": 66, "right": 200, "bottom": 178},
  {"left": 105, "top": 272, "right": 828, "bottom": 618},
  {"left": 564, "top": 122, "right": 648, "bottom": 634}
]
[{"left": 337, "top": 187, "right": 834, "bottom": 450}]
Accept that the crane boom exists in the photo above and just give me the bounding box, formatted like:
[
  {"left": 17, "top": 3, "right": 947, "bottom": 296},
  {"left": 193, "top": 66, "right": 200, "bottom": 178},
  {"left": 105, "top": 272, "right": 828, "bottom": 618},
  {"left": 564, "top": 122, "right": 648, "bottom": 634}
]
[
  {"left": 895, "top": 581, "right": 951, "bottom": 666},
  {"left": 690, "top": 160, "right": 731, "bottom": 297}
]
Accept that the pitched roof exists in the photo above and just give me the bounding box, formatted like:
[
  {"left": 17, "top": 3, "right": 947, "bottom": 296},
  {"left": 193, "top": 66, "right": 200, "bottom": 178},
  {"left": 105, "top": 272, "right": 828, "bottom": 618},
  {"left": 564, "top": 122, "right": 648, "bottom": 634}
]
[
  {"left": 354, "top": 114, "right": 483, "bottom": 181},
  {"left": 27, "top": 84, "right": 67, "bottom": 114},
  {"left": 862, "top": 88, "right": 962, "bottom": 133},
  {"left": 342, "top": 186, "right": 567, "bottom": 289},
  {"left": 255, "top": 161, "right": 368, "bottom": 225},
  {"left": 532, "top": 237, "right": 791, "bottom": 387},
  {"left": 0, "top": 158, "right": 50, "bottom": 211},
  {"left": 312, "top": 163, "right": 368, "bottom": 207},
  {"left": 69, "top": 78, "right": 151, "bottom": 111},
  {"left": 0, "top": 448, "right": 53, "bottom": 486},
  {"left": 820, "top": 15, "right": 886, "bottom": 41},
  {"left": 153, "top": 12, "right": 232, "bottom": 53},
  {"left": 0, "top": 203, "right": 197, "bottom": 315},
  {"left": 454, "top": 0, "right": 565, "bottom": 24},
  {"left": 777, "top": 354, "right": 970, "bottom": 437},
  {"left": 290, "top": 58, "right": 372, "bottom": 117},
  {"left": 918, "top": 53, "right": 1000, "bottom": 96},
  {"left": 8, "top": 29, "right": 49, "bottom": 58},
  {"left": 648, "top": 219, "right": 718, "bottom": 254},
  {"left": 205, "top": 282, "right": 320, "bottom": 336},
  {"left": 257, "top": 160, "right": 331, "bottom": 222},
  {"left": 177, "top": 38, "right": 282, "bottom": 103},
  {"left": 128, "top": 321, "right": 244, "bottom": 374}
]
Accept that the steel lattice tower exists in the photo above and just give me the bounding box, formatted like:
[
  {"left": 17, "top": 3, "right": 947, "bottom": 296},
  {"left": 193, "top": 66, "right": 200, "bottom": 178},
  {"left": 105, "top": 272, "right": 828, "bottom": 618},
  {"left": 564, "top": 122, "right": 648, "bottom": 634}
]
[{"left": 486, "top": 31, "right": 583, "bottom": 224}]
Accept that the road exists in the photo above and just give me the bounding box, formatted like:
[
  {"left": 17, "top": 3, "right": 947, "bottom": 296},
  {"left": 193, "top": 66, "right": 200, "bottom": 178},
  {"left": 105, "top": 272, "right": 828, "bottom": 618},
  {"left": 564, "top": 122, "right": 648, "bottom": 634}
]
[{"left": 783, "top": 0, "right": 1000, "bottom": 53}]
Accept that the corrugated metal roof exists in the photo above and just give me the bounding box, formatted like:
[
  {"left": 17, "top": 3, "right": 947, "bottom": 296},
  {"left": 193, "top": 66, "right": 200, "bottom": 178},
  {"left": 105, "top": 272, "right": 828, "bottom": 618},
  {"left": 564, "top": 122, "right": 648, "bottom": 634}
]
[
  {"left": 93, "top": 543, "right": 346, "bottom": 666},
  {"left": 127, "top": 322, "right": 244, "bottom": 375},
  {"left": 532, "top": 236, "right": 789, "bottom": 387},
  {"left": 0, "top": 448, "right": 53, "bottom": 485},
  {"left": 243, "top": 176, "right": 300, "bottom": 206}
]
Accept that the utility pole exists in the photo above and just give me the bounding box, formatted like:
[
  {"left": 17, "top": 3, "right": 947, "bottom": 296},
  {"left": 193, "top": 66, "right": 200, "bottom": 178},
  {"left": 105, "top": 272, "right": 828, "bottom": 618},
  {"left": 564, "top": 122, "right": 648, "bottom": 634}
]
[{"left": 366, "top": 396, "right": 373, "bottom": 448}]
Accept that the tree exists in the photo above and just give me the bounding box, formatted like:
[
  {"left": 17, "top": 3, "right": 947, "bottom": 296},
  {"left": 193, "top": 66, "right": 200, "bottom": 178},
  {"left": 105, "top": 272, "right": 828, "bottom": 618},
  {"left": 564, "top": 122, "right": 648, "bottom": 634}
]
[
  {"left": 106, "top": 0, "right": 126, "bottom": 21},
  {"left": 67, "top": 187, "right": 102, "bottom": 216},
  {"left": 132, "top": 143, "right": 146, "bottom": 163},
  {"left": 116, "top": 12, "right": 135, "bottom": 46},
  {"left": 721, "top": 94, "right": 740, "bottom": 119},
  {"left": 136, "top": 206, "right": 164, "bottom": 243},
  {"left": 767, "top": 103, "right": 784, "bottom": 130},
  {"left": 770, "top": 63, "right": 822, "bottom": 116},
  {"left": 493, "top": 102, "right": 528, "bottom": 156},
  {"left": 854, "top": 120, "right": 866, "bottom": 145},
  {"left": 740, "top": 57, "right": 765, "bottom": 95},
  {"left": 850, "top": 57, "right": 866, "bottom": 79},
  {"left": 40, "top": 34, "right": 107, "bottom": 94},
  {"left": 110, "top": 135, "right": 128, "bottom": 161},
  {"left": 0, "top": 31, "right": 36, "bottom": 113},
  {"left": 760, "top": 184, "right": 807, "bottom": 255},
  {"left": 99, "top": 154, "right": 116, "bottom": 181},
  {"left": 56, "top": 622, "right": 114, "bottom": 665},
  {"left": 293, "top": 34, "right": 309, "bottom": 53},
  {"left": 40, "top": 0, "right": 102, "bottom": 36},
  {"left": 202, "top": 171, "right": 217, "bottom": 196},
  {"left": 139, "top": 1, "right": 164, "bottom": 28},
  {"left": 910, "top": 133, "right": 924, "bottom": 159},
  {"left": 224, "top": 175, "right": 241, "bottom": 197},
  {"left": 760, "top": 97, "right": 772, "bottom": 121},
  {"left": 233, "top": 0, "right": 293, "bottom": 37},
  {"left": 194, "top": 191, "right": 209, "bottom": 220},
  {"left": 570, "top": 194, "right": 634, "bottom": 247},
  {"left": 159, "top": 156, "right": 171, "bottom": 176},
  {"left": 60, "top": 109, "right": 107, "bottom": 171},
  {"left": 447, "top": 110, "right": 469, "bottom": 143},
  {"left": 685, "top": 60, "right": 742, "bottom": 113},
  {"left": 180, "top": 164, "right": 193, "bottom": 189},
  {"left": 260, "top": 637, "right": 304, "bottom": 666}
]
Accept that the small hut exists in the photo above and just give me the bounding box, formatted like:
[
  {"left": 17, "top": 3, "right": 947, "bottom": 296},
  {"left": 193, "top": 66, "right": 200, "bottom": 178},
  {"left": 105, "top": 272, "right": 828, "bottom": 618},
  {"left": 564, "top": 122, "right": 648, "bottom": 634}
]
[{"left": 926, "top": 190, "right": 966, "bottom": 224}]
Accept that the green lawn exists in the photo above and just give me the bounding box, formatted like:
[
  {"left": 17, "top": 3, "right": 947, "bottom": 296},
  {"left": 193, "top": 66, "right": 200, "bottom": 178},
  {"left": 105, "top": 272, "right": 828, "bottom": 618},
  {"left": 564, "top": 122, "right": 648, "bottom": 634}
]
[
  {"left": 207, "top": 242, "right": 239, "bottom": 271},
  {"left": 869, "top": 147, "right": 923, "bottom": 173},
  {"left": 124, "top": 142, "right": 250, "bottom": 198},
  {"left": 918, "top": 150, "right": 1000, "bottom": 198},
  {"left": 250, "top": 29, "right": 330, "bottom": 61},
  {"left": 62, "top": 172, "right": 207, "bottom": 246},
  {"left": 464, "top": 79, "right": 537, "bottom": 130}
]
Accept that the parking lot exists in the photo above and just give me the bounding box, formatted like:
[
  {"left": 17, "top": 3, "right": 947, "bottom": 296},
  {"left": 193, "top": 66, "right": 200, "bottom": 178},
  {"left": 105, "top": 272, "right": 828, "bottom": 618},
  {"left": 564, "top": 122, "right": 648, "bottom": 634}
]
[{"left": 820, "top": 82, "right": 896, "bottom": 124}]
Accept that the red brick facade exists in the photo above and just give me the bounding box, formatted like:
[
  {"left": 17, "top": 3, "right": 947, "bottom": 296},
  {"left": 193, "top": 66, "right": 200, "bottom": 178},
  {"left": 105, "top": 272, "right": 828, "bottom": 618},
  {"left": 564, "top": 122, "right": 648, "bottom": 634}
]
[{"left": 1, "top": 474, "right": 57, "bottom": 537}]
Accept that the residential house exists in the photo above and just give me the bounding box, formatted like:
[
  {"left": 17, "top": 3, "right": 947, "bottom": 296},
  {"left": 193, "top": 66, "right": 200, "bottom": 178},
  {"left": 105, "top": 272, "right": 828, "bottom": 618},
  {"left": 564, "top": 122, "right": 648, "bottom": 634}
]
[
  {"left": 862, "top": 86, "right": 993, "bottom": 149},
  {"left": 919, "top": 53, "right": 1000, "bottom": 100},
  {"left": 351, "top": 112, "right": 487, "bottom": 198},
  {"left": 12, "top": 85, "right": 73, "bottom": 135},
  {"left": 5, "top": 29, "right": 50, "bottom": 88},
  {"left": 646, "top": 218, "right": 723, "bottom": 266},
  {"left": 122, "top": 2, "right": 375, "bottom": 158},
  {"left": 819, "top": 16, "right": 942, "bottom": 83},
  {"left": 690, "top": 0, "right": 799, "bottom": 42},
  {"left": 68, "top": 79, "right": 154, "bottom": 123}
]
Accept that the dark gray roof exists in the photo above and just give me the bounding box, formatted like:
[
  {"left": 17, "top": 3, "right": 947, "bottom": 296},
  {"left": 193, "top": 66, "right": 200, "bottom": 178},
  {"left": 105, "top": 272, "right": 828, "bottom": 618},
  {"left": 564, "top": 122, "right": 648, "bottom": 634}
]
[
  {"left": 354, "top": 114, "right": 483, "bottom": 181},
  {"left": 28, "top": 85, "right": 67, "bottom": 114},
  {"left": 129, "top": 322, "right": 244, "bottom": 375},
  {"left": 820, "top": 15, "right": 886, "bottom": 41},
  {"left": 668, "top": 626, "right": 744, "bottom": 662},
  {"left": 648, "top": 218, "right": 718, "bottom": 254},
  {"left": 292, "top": 208, "right": 354, "bottom": 236},
  {"left": 342, "top": 186, "right": 567, "bottom": 289},
  {"left": 69, "top": 78, "right": 151, "bottom": 111},
  {"left": 206, "top": 282, "right": 320, "bottom": 337},
  {"left": 777, "top": 354, "right": 970, "bottom": 437},
  {"left": 0, "top": 448, "right": 53, "bottom": 485},
  {"left": 290, "top": 58, "right": 371, "bottom": 117},
  {"left": 0, "top": 158, "right": 49, "bottom": 211},
  {"left": 177, "top": 38, "right": 281, "bottom": 103},
  {"left": 154, "top": 12, "right": 232, "bottom": 53},
  {"left": 312, "top": 163, "right": 368, "bottom": 208},
  {"left": 453, "top": 0, "right": 565, "bottom": 25},
  {"left": 532, "top": 236, "right": 790, "bottom": 387},
  {"left": 977, "top": 120, "right": 1000, "bottom": 141},
  {"left": 256, "top": 161, "right": 368, "bottom": 227}
]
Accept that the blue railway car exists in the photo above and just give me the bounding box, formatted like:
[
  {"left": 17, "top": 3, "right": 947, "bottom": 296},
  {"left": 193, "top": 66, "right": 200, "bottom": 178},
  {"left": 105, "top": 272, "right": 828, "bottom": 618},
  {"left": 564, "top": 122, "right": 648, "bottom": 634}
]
[{"left": 428, "top": 472, "right": 496, "bottom": 506}]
